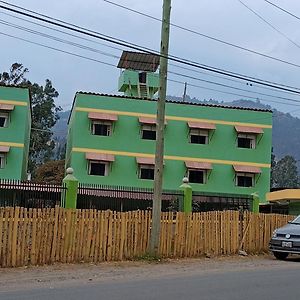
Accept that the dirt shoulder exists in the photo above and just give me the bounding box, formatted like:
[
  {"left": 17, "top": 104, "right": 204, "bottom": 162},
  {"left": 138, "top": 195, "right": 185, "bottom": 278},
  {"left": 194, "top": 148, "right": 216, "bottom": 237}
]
[{"left": 1, "top": 254, "right": 300, "bottom": 292}]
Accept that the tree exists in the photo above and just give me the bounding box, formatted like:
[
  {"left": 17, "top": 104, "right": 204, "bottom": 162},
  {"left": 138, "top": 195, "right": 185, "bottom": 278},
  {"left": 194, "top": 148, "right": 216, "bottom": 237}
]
[
  {"left": 272, "top": 155, "right": 299, "bottom": 188},
  {"left": 34, "top": 160, "right": 65, "bottom": 184},
  {"left": 0, "top": 63, "right": 61, "bottom": 175}
]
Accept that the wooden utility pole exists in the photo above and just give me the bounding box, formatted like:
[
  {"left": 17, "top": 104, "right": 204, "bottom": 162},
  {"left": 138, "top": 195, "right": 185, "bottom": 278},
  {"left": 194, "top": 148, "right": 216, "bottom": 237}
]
[{"left": 149, "top": 0, "right": 171, "bottom": 255}]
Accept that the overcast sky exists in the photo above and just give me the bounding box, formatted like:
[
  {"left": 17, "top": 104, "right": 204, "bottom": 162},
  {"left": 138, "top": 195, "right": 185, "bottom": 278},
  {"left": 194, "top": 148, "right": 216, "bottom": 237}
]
[{"left": 1, "top": 0, "right": 300, "bottom": 115}]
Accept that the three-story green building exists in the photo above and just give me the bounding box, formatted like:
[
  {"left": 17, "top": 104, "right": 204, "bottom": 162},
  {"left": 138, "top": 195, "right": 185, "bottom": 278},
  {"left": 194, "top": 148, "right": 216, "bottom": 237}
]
[
  {"left": 66, "top": 52, "right": 272, "bottom": 201},
  {"left": 0, "top": 85, "right": 31, "bottom": 180}
]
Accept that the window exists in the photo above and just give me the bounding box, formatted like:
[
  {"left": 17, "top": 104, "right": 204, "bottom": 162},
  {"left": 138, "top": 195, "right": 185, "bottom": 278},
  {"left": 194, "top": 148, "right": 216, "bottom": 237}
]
[
  {"left": 236, "top": 173, "right": 254, "bottom": 187},
  {"left": 88, "top": 160, "right": 109, "bottom": 176},
  {"left": 0, "top": 113, "right": 9, "bottom": 128},
  {"left": 91, "top": 121, "right": 111, "bottom": 136},
  {"left": 190, "top": 129, "right": 209, "bottom": 144},
  {"left": 141, "top": 124, "right": 156, "bottom": 140},
  {"left": 188, "top": 169, "right": 206, "bottom": 184},
  {"left": 139, "top": 164, "right": 154, "bottom": 180},
  {"left": 0, "top": 153, "right": 5, "bottom": 169},
  {"left": 237, "top": 134, "right": 256, "bottom": 149}
]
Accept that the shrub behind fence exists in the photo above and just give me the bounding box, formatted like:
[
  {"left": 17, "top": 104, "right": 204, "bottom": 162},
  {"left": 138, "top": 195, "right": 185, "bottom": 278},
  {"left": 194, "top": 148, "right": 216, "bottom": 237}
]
[{"left": 0, "top": 207, "right": 293, "bottom": 268}]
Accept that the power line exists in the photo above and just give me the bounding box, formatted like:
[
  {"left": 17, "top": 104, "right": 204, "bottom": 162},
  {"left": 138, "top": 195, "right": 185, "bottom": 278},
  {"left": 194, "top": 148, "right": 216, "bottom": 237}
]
[
  {"left": 3, "top": 29, "right": 299, "bottom": 111},
  {"left": 102, "top": 0, "right": 300, "bottom": 67},
  {"left": 168, "top": 71, "right": 300, "bottom": 104},
  {"left": 3, "top": 10, "right": 291, "bottom": 96},
  {"left": 0, "top": 31, "right": 116, "bottom": 68},
  {"left": 168, "top": 78, "right": 300, "bottom": 107},
  {"left": 2, "top": 19, "right": 300, "bottom": 105},
  {"left": 238, "top": 0, "right": 300, "bottom": 49},
  {"left": 263, "top": 0, "right": 300, "bottom": 21},
  {"left": 1, "top": 2, "right": 300, "bottom": 94}
]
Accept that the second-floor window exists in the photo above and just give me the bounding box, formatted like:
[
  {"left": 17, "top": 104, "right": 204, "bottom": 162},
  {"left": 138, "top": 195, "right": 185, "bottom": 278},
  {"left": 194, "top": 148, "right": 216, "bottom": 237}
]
[
  {"left": 190, "top": 129, "right": 209, "bottom": 144},
  {"left": 141, "top": 124, "right": 156, "bottom": 140},
  {"left": 91, "top": 121, "right": 111, "bottom": 136},
  {"left": 0, "top": 112, "right": 9, "bottom": 128},
  {"left": 237, "top": 134, "right": 256, "bottom": 149}
]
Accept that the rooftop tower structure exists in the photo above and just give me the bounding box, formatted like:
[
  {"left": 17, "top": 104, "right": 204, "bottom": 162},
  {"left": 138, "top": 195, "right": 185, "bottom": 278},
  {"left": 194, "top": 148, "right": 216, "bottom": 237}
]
[{"left": 117, "top": 51, "right": 160, "bottom": 99}]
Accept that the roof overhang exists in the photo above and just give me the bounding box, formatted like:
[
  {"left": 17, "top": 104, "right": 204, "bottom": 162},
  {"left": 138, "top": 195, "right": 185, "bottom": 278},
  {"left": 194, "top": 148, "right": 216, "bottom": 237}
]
[
  {"left": 188, "top": 121, "right": 216, "bottom": 130},
  {"left": 233, "top": 165, "right": 261, "bottom": 174},
  {"left": 85, "top": 153, "right": 115, "bottom": 162},
  {"left": 0, "top": 104, "right": 14, "bottom": 111},
  {"left": 235, "top": 125, "right": 264, "bottom": 134},
  {"left": 88, "top": 112, "right": 118, "bottom": 122},
  {"left": 185, "top": 161, "right": 212, "bottom": 170},
  {"left": 0, "top": 146, "right": 10, "bottom": 153}
]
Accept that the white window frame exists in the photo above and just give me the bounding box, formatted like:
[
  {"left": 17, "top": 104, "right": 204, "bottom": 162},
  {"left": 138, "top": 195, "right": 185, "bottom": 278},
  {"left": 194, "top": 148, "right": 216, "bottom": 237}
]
[
  {"left": 187, "top": 169, "right": 207, "bottom": 184},
  {"left": 189, "top": 129, "right": 209, "bottom": 144},
  {"left": 139, "top": 164, "right": 155, "bottom": 180},
  {"left": 88, "top": 160, "right": 109, "bottom": 176},
  {"left": 237, "top": 133, "right": 256, "bottom": 149},
  {"left": 0, "top": 112, "right": 9, "bottom": 128},
  {"left": 235, "top": 172, "right": 255, "bottom": 187},
  {"left": 141, "top": 124, "right": 156, "bottom": 140},
  {"left": 91, "top": 120, "right": 112, "bottom": 136},
  {"left": 0, "top": 153, "right": 6, "bottom": 169}
]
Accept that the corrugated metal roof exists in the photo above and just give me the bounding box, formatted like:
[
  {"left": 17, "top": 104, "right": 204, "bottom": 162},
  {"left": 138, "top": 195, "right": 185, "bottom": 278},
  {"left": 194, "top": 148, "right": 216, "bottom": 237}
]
[
  {"left": 85, "top": 153, "right": 115, "bottom": 162},
  {"left": 75, "top": 92, "right": 273, "bottom": 113},
  {"left": 117, "top": 51, "right": 160, "bottom": 72}
]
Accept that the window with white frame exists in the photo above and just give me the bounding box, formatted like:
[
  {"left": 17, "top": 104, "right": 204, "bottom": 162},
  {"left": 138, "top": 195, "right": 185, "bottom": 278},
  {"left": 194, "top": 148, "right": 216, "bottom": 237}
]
[
  {"left": 141, "top": 124, "right": 156, "bottom": 140},
  {"left": 188, "top": 169, "right": 206, "bottom": 184},
  {"left": 189, "top": 129, "right": 209, "bottom": 144},
  {"left": 91, "top": 120, "right": 112, "bottom": 136},
  {"left": 236, "top": 172, "right": 254, "bottom": 187},
  {"left": 88, "top": 160, "right": 109, "bottom": 176},
  {"left": 0, "top": 153, "right": 6, "bottom": 169},
  {"left": 237, "top": 133, "right": 256, "bottom": 149},
  {"left": 139, "top": 164, "right": 154, "bottom": 180},
  {"left": 0, "top": 112, "right": 9, "bottom": 128}
]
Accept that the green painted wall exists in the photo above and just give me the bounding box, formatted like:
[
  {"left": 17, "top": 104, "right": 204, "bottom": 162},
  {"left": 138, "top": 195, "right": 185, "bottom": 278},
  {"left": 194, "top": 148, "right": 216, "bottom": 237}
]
[
  {"left": 118, "top": 70, "right": 159, "bottom": 98},
  {"left": 0, "top": 86, "right": 31, "bottom": 180},
  {"left": 67, "top": 93, "right": 272, "bottom": 201}
]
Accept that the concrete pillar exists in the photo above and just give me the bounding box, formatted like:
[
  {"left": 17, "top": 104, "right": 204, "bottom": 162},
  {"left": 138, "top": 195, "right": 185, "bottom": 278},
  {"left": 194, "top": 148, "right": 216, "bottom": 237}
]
[
  {"left": 180, "top": 177, "right": 192, "bottom": 213},
  {"left": 251, "top": 192, "right": 260, "bottom": 214},
  {"left": 61, "top": 167, "right": 78, "bottom": 209}
]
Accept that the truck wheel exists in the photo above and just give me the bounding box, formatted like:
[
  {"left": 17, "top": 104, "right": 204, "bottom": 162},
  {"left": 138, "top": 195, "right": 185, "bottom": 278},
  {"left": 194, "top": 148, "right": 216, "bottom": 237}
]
[{"left": 273, "top": 252, "right": 289, "bottom": 260}]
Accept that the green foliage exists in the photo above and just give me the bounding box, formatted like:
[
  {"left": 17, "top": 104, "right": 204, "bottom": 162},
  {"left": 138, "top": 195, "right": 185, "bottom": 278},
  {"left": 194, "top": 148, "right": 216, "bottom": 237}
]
[
  {"left": 0, "top": 63, "right": 62, "bottom": 175},
  {"left": 272, "top": 155, "right": 299, "bottom": 188}
]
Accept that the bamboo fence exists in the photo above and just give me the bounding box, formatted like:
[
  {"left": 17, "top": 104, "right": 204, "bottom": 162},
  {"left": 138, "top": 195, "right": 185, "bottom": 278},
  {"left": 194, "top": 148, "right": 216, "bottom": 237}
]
[{"left": 0, "top": 207, "right": 293, "bottom": 267}]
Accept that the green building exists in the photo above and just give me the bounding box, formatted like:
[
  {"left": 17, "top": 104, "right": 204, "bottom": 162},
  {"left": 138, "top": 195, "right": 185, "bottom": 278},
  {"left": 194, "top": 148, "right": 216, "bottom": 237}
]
[
  {"left": 0, "top": 85, "right": 31, "bottom": 180},
  {"left": 66, "top": 52, "right": 272, "bottom": 202}
]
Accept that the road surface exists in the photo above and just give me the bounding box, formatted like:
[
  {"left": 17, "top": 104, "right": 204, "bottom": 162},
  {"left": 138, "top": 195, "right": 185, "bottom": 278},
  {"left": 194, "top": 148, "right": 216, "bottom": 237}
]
[{"left": 1, "top": 255, "right": 300, "bottom": 299}]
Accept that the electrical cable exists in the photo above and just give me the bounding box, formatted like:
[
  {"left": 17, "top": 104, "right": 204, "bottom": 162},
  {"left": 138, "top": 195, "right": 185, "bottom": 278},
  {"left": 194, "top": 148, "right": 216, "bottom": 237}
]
[
  {"left": 1, "top": 1, "right": 300, "bottom": 94},
  {"left": 2, "top": 21, "right": 300, "bottom": 105},
  {"left": 263, "top": 0, "right": 300, "bottom": 21},
  {"left": 238, "top": 0, "right": 300, "bottom": 49}
]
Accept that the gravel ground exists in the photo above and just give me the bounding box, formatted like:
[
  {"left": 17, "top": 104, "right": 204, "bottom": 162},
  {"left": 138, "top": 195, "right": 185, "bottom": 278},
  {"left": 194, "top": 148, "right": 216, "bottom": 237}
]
[{"left": 1, "top": 254, "right": 300, "bottom": 293}]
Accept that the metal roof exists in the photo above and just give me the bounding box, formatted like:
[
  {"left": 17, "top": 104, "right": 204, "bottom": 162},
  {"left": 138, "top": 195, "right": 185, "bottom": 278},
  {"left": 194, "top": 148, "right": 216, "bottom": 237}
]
[{"left": 117, "top": 51, "right": 160, "bottom": 72}]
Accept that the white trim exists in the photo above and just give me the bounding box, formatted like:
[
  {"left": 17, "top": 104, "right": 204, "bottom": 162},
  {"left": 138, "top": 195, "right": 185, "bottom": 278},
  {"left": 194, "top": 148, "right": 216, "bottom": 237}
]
[{"left": 88, "top": 160, "right": 109, "bottom": 176}]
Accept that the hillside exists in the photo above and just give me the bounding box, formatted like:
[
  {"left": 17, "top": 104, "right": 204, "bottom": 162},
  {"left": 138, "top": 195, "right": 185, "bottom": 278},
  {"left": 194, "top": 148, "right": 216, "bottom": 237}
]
[{"left": 52, "top": 98, "right": 299, "bottom": 165}]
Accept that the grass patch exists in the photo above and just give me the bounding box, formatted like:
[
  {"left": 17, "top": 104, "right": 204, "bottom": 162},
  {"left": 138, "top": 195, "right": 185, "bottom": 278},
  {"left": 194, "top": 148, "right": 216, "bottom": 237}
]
[{"left": 133, "top": 253, "right": 163, "bottom": 262}]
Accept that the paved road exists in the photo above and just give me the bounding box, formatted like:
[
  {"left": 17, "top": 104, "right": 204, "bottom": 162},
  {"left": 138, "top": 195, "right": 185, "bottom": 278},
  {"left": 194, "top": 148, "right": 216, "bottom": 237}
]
[{"left": 1, "top": 257, "right": 300, "bottom": 300}]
